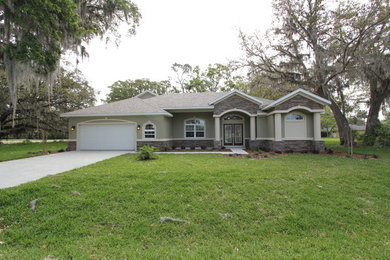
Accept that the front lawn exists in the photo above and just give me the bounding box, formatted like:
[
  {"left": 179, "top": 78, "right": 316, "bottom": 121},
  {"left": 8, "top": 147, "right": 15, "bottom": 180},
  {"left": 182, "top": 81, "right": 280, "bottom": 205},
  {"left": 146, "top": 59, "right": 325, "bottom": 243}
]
[
  {"left": 0, "top": 142, "right": 68, "bottom": 162},
  {"left": 0, "top": 146, "right": 389, "bottom": 258}
]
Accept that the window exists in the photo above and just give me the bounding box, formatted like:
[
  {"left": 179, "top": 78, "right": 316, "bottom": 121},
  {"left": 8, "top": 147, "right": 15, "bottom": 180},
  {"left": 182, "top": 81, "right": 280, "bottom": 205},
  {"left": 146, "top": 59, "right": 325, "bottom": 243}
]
[
  {"left": 144, "top": 123, "right": 155, "bottom": 138},
  {"left": 185, "top": 119, "right": 205, "bottom": 138},
  {"left": 223, "top": 115, "right": 243, "bottom": 121},
  {"left": 286, "top": 113, "right": 304, "bottom": 121}
]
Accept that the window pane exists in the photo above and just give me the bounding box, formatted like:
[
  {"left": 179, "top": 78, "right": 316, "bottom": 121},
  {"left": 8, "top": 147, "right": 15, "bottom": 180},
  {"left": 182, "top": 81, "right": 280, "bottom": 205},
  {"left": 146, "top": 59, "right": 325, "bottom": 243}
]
[
  {"left": 196, "top": 125, "right": 204, "bottom": 131},
  {"left": 186, "top": 131, "right": 194, "bottom": 137},
  {"left": 286, "top": 113, "right": 304, "bottom": 121},
  {"left": 224, "top": 115, "right": 243, "bottom": 121},
  {"left": 224, "top": 125, "right": 232, "bottom": 144},
  {"left": 145, "top": 134, "right": 155, "bottom": 138},
  {"left": 186, "top": 125, "right": 194, "bottom": 131},
  {"left": 196, "top": 131, "right": 204, "bottom": 137},
  {"left": 145, "top": 124, "right": 155, "bottom": 130},
  {"left": 186, "top": 120, "right": 196, "bottom": 124}
]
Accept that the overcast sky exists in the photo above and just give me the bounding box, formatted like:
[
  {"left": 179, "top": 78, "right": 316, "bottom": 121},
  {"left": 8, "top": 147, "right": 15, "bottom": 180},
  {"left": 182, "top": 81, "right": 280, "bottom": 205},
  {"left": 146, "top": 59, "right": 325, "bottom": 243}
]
[{"left": 70, "top": 0, "right": 273, "bottom": 102}]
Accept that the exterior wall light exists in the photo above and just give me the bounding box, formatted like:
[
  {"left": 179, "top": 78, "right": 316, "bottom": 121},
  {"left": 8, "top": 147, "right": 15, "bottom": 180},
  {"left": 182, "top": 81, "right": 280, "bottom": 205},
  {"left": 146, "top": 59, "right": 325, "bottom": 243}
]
[
  {"left": 71, "top": 126, "right": 76, "bottom": 131},
  {"left": 137, "top": 125, "right": 141, "bottom": 130}
]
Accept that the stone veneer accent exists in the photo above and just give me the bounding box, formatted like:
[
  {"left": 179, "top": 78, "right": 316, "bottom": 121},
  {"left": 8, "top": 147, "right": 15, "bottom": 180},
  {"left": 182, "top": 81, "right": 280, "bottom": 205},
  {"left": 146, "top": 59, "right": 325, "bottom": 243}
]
[
  {"left": 67, "top": 141, "right": 77, "bottom": 151},
  {"left": 274, "top": 94, "right": 324, "bottom": 111},
  {"left": 214, "top": 94, "right": 259, "bottom": 115},
  {"left": 137, "top": 140, "right": 215, "bottom": 150},
  {"left": 248, "top": 140, "right": 325, "bottom": 152}
]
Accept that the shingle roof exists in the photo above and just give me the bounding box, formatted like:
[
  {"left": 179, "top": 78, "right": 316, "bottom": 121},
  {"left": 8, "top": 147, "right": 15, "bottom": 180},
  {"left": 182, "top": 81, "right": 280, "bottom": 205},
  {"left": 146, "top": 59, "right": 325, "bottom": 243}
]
[
  {"left": 61, "top": 91, "right": 274, "bottom": 117},
  {"left": 145, "top": 92, "right": 227, "bottom": 108},
  {"left": 61, "top": 96, "right": 171, "bottom": 117}
]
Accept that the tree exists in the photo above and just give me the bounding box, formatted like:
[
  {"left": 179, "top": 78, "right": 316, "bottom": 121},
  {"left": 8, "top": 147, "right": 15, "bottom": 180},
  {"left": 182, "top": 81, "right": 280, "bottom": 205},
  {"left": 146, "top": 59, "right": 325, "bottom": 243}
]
[
  {"left": 104, "top": 79, "right": 174, "bottom": 103},
  {"left": 239, "top": 0, "right": 388, "bottom": 146},
  {"left": 171, "top": 63, "right": 246, "bottom": 93},
  {"left": 0, "top": 0, "right": 141, "bottom": 123},
  {"left": 339, "top": 0, "right": 390, "bottom": 140},
  {"left": 0, "top": 68, "right": 95, "bottom": 139}
]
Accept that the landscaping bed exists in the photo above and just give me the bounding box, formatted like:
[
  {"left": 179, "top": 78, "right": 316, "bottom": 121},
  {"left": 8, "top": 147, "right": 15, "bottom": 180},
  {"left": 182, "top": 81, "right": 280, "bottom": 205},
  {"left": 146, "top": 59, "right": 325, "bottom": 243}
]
[{"left": 225, "top": 149, "right": 380, "bottom": 159}]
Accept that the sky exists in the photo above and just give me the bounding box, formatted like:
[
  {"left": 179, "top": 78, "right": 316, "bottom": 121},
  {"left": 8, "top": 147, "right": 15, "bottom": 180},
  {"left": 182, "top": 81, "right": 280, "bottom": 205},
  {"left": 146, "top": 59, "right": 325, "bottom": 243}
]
[{"left": 71, "top": 0, "right": 273, "bottom": 103}]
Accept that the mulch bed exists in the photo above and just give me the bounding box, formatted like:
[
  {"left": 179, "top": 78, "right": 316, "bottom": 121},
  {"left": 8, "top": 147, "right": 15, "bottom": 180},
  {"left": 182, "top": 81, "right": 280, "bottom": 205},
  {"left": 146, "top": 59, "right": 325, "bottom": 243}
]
[
  {"left": 28, "top": 149, "right": 66, "bottom": 156},
  {"left": 161, "top": 149, "right": 231, "bottom": 152},
  {"left": 224, "top": 149, "right": 379, "bottom": 160}
]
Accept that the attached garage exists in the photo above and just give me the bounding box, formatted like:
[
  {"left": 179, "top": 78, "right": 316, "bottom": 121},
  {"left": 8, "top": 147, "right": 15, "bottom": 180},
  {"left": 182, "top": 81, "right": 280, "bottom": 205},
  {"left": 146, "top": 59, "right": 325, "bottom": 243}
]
[{"left": 79, "top": 123, "right": 136, "bottom": 151}]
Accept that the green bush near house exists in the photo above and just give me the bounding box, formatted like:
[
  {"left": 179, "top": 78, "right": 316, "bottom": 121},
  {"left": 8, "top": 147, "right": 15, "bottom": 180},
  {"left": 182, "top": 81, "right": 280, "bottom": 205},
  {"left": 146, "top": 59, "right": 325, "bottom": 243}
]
[{"left": 137, "top": 145, "right": 159, "bottom": 160}]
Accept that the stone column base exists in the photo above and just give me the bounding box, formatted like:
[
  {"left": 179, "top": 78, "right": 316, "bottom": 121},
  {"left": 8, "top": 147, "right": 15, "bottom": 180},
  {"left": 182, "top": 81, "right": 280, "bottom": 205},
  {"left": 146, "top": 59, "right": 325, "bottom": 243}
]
[
  {"left": 67, "top": 141, "right": 77, "bottom": 151},
  {"left": 312, "top": 140, "right": 325, "bottom": 152},
  {"left": 214, "top": 140, "right": 222, "bottom": 149}
]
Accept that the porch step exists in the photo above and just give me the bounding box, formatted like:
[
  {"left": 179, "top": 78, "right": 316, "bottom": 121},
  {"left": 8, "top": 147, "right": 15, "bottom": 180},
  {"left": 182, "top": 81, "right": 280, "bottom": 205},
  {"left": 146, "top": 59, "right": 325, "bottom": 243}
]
[{"left": 229, "top": 148, "right": 248, "bottom": 155}]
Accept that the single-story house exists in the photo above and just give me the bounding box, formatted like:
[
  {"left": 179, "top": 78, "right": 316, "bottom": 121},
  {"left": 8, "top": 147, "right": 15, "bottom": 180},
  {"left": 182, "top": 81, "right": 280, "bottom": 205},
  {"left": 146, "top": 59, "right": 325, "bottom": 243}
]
[{"left": 61, "top": 88, "right": 331, "bottom": 152}]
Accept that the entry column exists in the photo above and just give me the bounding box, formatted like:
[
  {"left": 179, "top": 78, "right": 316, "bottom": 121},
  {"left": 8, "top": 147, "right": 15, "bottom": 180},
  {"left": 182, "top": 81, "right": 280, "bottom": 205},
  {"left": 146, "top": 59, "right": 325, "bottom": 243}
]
[
  {"left": 214, "top": 117, "right": 220, "bottom": 141},
  {"left": 313, "top": 112, "right": 321, "bottom": 141},
  {"left": 275, "top": 113, "right": 282, "bottom": 141},
  {"left": 250, "top": 116, "right": 256, "bottom": 140}
]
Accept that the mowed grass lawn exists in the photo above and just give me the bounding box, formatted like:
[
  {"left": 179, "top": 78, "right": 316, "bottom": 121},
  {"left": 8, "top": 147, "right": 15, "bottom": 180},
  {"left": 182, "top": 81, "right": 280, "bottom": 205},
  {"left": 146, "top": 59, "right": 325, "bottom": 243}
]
[
  {"left": 0, "top": 141, "right": 389, "bottom": 258},
  {"left": 0, "top": 142, "right": 68, "bottom": 162}
]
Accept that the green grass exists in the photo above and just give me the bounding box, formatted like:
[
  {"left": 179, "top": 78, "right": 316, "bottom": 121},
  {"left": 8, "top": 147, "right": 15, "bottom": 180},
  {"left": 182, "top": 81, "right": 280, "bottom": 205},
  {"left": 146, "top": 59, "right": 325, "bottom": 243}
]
[
  {"left": 0, "top": 142, "right": 68, "bottom": 162},
  {"left": 323, "top": 137, "right": 388, "bottom": 158},
  {"left": 0, "top": 145, "right": 389, "bottom": 258}
]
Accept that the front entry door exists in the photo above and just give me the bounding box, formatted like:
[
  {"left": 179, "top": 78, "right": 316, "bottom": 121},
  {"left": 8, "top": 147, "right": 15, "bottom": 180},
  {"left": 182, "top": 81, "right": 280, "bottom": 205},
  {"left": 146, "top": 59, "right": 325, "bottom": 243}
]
[{"left": 224, "top": 124, "right": 244, "bottom": 146}]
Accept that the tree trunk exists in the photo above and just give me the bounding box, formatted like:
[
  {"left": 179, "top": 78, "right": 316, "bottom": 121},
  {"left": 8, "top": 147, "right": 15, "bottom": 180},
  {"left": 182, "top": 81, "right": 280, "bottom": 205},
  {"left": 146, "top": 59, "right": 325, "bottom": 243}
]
[
  {"left": 329, "top": 100, "right": 352, "bottom": 146},
  {"left": 365, "top": 94, "right": 382, "bottom": 136},
  {"left": 365, "top": 78, "right": 390, "bottom": 136},
  {"left": 315, "top": 87, "right": 352, "bottom": 146}
]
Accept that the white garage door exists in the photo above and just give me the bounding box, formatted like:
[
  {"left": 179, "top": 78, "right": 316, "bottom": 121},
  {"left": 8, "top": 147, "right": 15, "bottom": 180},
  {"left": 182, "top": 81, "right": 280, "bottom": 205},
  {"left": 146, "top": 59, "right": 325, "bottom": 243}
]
[{"left": 79, "top": 124, "right": 136, "bottom": 150}]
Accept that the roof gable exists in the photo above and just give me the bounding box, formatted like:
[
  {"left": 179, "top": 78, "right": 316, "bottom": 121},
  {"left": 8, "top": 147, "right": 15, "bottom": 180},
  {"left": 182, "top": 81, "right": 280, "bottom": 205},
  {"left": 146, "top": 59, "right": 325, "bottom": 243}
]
[
  {"left": 135, "top": 90, "right": 157, "bottom": 99},
  {"left": 263, "top": 89, "right": 331, "bottom": 110}
]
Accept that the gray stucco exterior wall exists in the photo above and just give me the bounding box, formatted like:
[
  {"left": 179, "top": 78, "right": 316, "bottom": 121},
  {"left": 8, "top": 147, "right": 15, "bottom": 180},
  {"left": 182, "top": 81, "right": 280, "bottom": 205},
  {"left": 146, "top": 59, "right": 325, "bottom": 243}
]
[
  {"left": 171, "top": 112, "right": 215, "bottom": 139},
  {"left": 68, "top": 115, "right": 172, "bottom": 140}
]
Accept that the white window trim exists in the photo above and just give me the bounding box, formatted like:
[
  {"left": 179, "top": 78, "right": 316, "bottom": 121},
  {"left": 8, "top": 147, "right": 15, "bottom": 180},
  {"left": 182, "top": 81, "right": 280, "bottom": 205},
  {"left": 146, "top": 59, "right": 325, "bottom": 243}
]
[
  {"left": 222, "top": 114, "right": 244, "bottom": 122},
  {"left": 285, "top": 112, "right": 306, "bottom": 122},
  {"left": 143, "top": 121, "right": 156, "bottom": 139},
  {"left": 184, "top": 118, "right": 206, "bottom": 139}
]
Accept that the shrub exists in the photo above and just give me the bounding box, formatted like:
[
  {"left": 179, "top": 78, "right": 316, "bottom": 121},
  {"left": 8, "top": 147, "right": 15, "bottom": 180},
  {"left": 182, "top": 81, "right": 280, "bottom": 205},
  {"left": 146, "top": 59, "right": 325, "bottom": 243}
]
[
  {"left": 373, "top": 154, "right": 379, "bottom": 159},
  {"left": 327, "top": 149, "right": 334, "bottom": 154},
  {"left": 270, "top": 152, "right": 275, "bottom": 155},
  {"left": 375, "top": 121, "right": 390, "bottom": 147},
  {"left": 137, "top": 145, "right": 158, "bottom": 160},
  {"left": 363, "top": 120, "right": 390, "bottom": 147},
  {"left": 363, "top": 154, "right": 369, "bottom": 160},
  {"left": 163, "top": 144, "right": 170, "bottom": 151},
  {"left": 263, "top": 154, "right": 268, "bottom": 158},
  {"left": 346, "top": 154, "right": 351, "bottom": 158},
  {"left": 246, "top": 154, "right": 252, "bottom": 158}
]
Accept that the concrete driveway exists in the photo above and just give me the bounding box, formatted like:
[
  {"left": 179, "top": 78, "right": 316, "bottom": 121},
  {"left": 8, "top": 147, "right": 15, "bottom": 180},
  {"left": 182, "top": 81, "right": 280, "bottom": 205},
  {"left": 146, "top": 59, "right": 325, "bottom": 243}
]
[{"left": 0, "top": 151, "right": 129, "bottom": 189}]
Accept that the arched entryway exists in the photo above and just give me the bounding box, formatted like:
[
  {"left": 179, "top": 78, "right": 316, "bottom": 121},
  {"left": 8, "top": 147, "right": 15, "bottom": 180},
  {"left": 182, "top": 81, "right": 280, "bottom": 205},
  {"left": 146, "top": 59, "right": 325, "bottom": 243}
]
[{"left": 221, "top": 113, "right": 246, "bottom": 147}]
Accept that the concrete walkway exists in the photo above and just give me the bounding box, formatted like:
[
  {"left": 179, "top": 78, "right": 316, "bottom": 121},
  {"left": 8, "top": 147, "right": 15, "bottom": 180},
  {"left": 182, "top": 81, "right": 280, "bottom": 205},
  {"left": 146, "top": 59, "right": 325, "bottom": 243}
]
[{"left": 0, "top": 151, "right": 129, "bottom": 189}]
